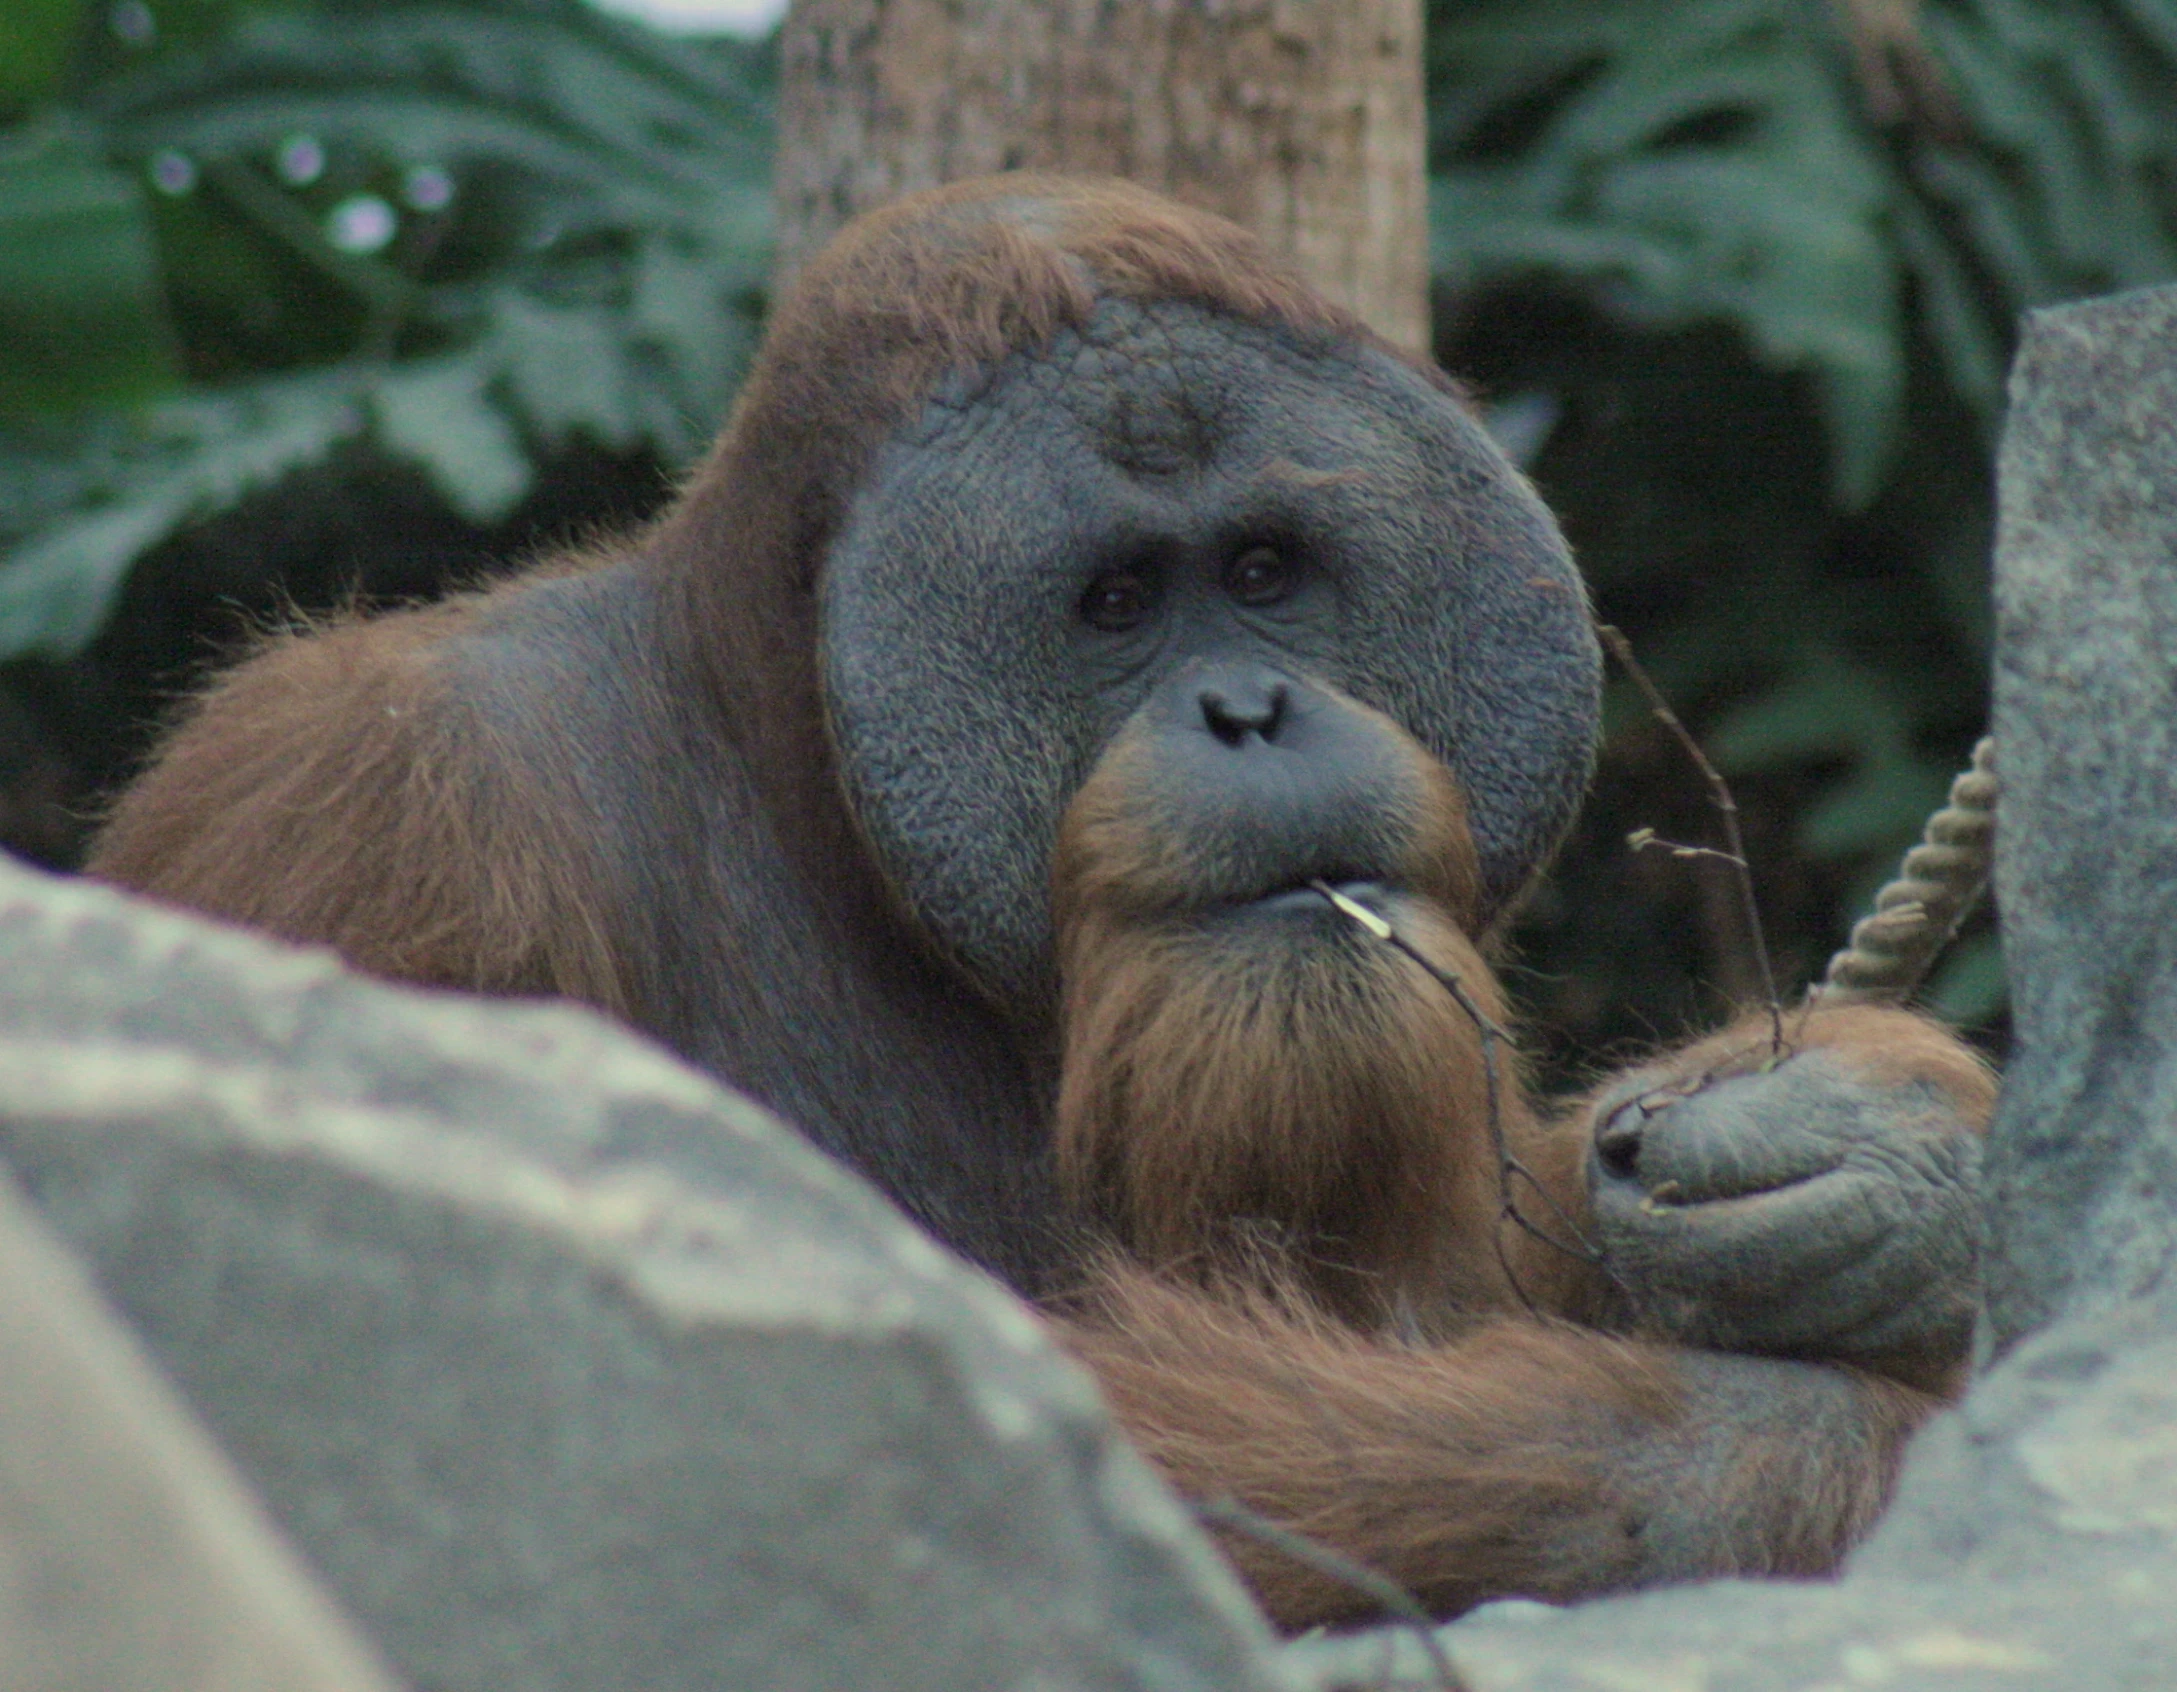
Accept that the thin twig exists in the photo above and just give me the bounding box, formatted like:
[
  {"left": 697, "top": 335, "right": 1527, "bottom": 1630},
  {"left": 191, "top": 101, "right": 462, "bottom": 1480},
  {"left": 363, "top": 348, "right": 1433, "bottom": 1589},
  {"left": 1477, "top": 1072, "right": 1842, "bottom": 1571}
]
[
  {"left": 1625, "top": 828, "right": 1743, "bottom": 870},
  {"left": 1194, "top": 1496, "right": 1467, "bottom": 1692},
  {"left": 1308, "top": 882, "right": 1608, "bottom": 1298},
  {"left": 1596, "top": 624, "right": 1784, "bottom": 1055}
]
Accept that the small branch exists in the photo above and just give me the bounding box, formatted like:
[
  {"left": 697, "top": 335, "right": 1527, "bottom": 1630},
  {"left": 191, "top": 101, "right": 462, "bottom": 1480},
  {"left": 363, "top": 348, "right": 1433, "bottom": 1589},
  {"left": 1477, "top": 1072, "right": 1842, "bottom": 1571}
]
[
  {"left": 1596, "top": 624, "right": 1784, "bottom": 1055},
  {"left": 1309, "top": 883, "right": 1608, "bottom": 1295},
  {"left": 1194, "top": 1496, "right": 1467, "bottom": 1692},
  {"left": 1626, "top": 828, "right": 1744, "bottom": 870}
]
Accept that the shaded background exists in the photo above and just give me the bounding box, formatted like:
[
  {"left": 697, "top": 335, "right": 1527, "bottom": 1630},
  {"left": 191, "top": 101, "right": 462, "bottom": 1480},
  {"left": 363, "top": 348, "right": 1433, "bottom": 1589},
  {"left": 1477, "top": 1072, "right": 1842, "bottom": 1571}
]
[{"left": 7, "top": 0, "right": 2174, "bottom": 1087}]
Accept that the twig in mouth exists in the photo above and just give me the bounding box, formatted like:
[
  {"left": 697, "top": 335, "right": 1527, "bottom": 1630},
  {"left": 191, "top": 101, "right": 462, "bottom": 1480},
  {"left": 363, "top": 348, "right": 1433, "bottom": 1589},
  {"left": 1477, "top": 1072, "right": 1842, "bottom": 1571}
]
[{"left": 1308, "top": 882, "right": 1608, "bottom": 1302}]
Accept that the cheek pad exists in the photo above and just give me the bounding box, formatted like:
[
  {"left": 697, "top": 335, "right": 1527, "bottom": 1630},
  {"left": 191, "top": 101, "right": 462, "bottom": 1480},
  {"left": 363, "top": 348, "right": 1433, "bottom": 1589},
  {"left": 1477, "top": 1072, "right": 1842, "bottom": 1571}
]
[
  {"left": 820, "top": 443, "right": 1088, "bottom": 1012},
  {"left": 1396, "top": 526, "right": 1600, "bottom": 918},
  {"left": 1328, "top": 368, "right": 1601, "bottom": 917}
]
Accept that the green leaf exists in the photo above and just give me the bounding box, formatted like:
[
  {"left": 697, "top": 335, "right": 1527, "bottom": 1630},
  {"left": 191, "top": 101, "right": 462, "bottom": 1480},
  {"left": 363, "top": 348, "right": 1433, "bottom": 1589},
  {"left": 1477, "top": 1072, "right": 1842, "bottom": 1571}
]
[
  {"left": 1428, "top": 0, "right": 1906, "bottom": 506},
  {"left": 0, "top": 492, "right": 195, "bottom": 658},
  {"left": 0, "top": 372, "right": 362, "bottom": 658},
  {"left": 1798, "top": 755, "right": 1953, "bottom": 858},
  {"left": 0, "top": 0, "right": 81, "bottom": 115},
  {"left": 0, "top": 120, "right": 181, "bottom": 416},
  {"left": 1903, "top": 0, "right": 2177, "bottom": 419},
  {"left": 1890, "top": 196, "right": 2009, "bottom": 420},
  {"left": 0, "top": 0, "right": 773, "bottom": 653},
  {"left": 493, "top": 292, "right": 638, "bottom": 451},
  {"left": 1704, "top": 656, "right": 1908, "bottom": 772},
  {"left": 634, "top": 231, "right": 755, "bottom": 404},
  {"left": 372, "top": 357, "right": 532, "bottom": 522},
  {"left": 1431, "top": 0, "right": 2177, "bottom": 496},
  {"left": 68, "top": 0, "right": 773, "bottom": 463}
]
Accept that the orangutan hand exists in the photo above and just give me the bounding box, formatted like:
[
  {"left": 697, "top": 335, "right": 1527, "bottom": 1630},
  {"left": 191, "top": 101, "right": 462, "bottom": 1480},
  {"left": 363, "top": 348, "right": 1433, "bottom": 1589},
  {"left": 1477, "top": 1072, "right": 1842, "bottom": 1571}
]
[{"left": 1583, "top": 1005, "right": 1993, "bottom": 1390}]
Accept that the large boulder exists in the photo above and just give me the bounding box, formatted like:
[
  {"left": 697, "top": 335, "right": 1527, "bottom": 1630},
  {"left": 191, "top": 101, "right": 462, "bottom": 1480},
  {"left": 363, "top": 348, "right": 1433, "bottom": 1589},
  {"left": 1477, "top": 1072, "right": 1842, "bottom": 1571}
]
[
  {"left": 0, "top": 859, "right": 1281, "bottom": 1692},
  {"left": 1978, "top": 281, "right": 2177, "bottom": 1349},
  {"left": 0, "top": 1163, "right": 400, "bottom": 1692},
  {"left": 1290, "top": 283, "right": 2177, "bottom": 1691}
]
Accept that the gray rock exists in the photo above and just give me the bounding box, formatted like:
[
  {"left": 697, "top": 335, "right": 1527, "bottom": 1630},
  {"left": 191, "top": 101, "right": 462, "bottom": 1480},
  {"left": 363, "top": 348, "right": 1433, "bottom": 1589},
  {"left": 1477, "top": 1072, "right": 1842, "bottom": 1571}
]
[
  {"left": 1982, "top": 282, "right": 2177, "bottom": 1353},
  {"left": 0, "top": 857, "right": 1281, "bottom": 1692},
  {"left": 0, "top": 1163, "right": 401, "bottom": 1692},
  {"left": 1281, "top": 282, "right": 2177, "bottom": 1691}
]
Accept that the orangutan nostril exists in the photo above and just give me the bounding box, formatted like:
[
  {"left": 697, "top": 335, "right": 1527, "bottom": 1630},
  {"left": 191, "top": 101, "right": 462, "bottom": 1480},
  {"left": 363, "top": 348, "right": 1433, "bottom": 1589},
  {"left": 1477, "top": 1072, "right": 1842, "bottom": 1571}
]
[{"left": 1596, "top": 1106, "right": 1644, "bottom": 1180}]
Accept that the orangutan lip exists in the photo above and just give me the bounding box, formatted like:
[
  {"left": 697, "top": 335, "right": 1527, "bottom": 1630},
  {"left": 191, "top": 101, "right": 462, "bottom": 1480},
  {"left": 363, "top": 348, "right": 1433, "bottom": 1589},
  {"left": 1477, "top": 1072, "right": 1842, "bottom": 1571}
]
[{"left": 1249, "top": 877, "right": 1390, "bottom": 916}]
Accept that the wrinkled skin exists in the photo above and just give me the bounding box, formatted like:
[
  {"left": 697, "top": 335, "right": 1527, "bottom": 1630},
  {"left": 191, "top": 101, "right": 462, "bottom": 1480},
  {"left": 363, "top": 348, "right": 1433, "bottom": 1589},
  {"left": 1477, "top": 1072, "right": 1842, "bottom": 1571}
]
[{"left": 1587, "top": 1010, "right": 1990, "bottom": 1389}]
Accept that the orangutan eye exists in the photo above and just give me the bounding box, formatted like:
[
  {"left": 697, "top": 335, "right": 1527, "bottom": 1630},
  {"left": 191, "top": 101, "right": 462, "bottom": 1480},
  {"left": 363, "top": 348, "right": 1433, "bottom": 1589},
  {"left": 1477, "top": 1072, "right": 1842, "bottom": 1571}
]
[
  {"left": 1080, "top": 570, "right": 1158, "bottom": 632},
  {"left": 1224, "top": 546, "right": 1296, "bottom": 607}
]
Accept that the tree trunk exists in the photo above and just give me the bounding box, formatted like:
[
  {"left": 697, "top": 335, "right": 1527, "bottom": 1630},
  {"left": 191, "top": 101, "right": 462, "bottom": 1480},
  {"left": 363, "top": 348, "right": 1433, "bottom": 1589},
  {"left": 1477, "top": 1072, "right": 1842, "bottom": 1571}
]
[{"left": 773, "top": 0, "right": 1430, "bottom": 353}]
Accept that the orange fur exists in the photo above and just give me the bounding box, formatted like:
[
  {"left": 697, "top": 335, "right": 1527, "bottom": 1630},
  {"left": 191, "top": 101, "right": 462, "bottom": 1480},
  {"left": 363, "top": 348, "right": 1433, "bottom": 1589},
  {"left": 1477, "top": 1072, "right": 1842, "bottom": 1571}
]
[
  {"left": 1605, "top": 1002, "right": 1999, "bottom": 1119},
  {"left": 1054, "top": 1265, "right": 1930, "bottom": 1629},
  {"left": 1046, "top": 712, "right": 1979, "bottom": 1626},
  {"left": 1050, "top": 700, "right": 1583, "bottom": 1328},
  {"left": 89, "top": 584, "right": 627, "bottom": 1010}
]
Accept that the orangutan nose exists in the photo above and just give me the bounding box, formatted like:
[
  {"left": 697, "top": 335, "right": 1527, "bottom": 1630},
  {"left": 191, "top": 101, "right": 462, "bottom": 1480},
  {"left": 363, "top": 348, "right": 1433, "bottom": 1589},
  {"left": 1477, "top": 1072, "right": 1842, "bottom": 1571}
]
[
  {"left": 1198, "top": 668, "right": 1290, "bottom": 747},
  {"left": 1595, "top": 1105, "right": 1644, "bottom": 1180}
]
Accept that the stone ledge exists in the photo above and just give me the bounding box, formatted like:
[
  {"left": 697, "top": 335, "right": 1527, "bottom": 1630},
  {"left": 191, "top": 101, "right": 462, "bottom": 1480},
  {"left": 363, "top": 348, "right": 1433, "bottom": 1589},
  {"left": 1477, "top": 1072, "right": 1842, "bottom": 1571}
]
[{"left": 0, "top": 860, "right": 1281, "bottom": 1692}]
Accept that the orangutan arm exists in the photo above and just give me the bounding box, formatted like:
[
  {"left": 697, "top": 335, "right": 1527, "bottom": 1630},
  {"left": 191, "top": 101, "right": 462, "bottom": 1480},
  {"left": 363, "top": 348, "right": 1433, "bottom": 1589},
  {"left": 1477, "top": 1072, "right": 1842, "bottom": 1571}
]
[{"left": 1056, "top": 1264, "right": 1932, "bottom": 1629}]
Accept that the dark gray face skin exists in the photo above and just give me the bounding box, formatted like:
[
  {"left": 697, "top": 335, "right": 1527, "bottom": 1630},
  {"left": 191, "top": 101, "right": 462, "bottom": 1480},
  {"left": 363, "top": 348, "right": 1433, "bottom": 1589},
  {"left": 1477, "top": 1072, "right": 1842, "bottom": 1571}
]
[
  {"left": 820, "top": 297, "right": 1601, "bottom": 1012},
  {"left": 1104, "top": 658, "right": 1454, "bottom": 914}
]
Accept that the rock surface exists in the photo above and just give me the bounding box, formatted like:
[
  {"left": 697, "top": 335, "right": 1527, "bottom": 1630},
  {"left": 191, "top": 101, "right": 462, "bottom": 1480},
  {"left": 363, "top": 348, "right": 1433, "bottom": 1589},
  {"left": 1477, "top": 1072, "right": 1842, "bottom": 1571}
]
[
  {"left": 1980, "top": 281, "right": 2177, "bottom": 1353},
  {"left": 1282, "top": 282, "right": 2177, "bottom": 1691},
  {"left": 0, "top": 1164, "right": 401, "bottom": 1692},
  {"left": 0, "top": 860, "right": 1281, "bottom": 1692}
]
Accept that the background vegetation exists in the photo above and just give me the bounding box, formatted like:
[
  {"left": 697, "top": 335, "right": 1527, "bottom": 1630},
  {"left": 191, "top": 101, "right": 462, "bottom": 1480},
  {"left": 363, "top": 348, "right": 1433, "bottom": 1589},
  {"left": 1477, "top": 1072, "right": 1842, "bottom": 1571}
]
[{"left": 6, "top": 0, "right": 2174, "bottom": 1080}]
